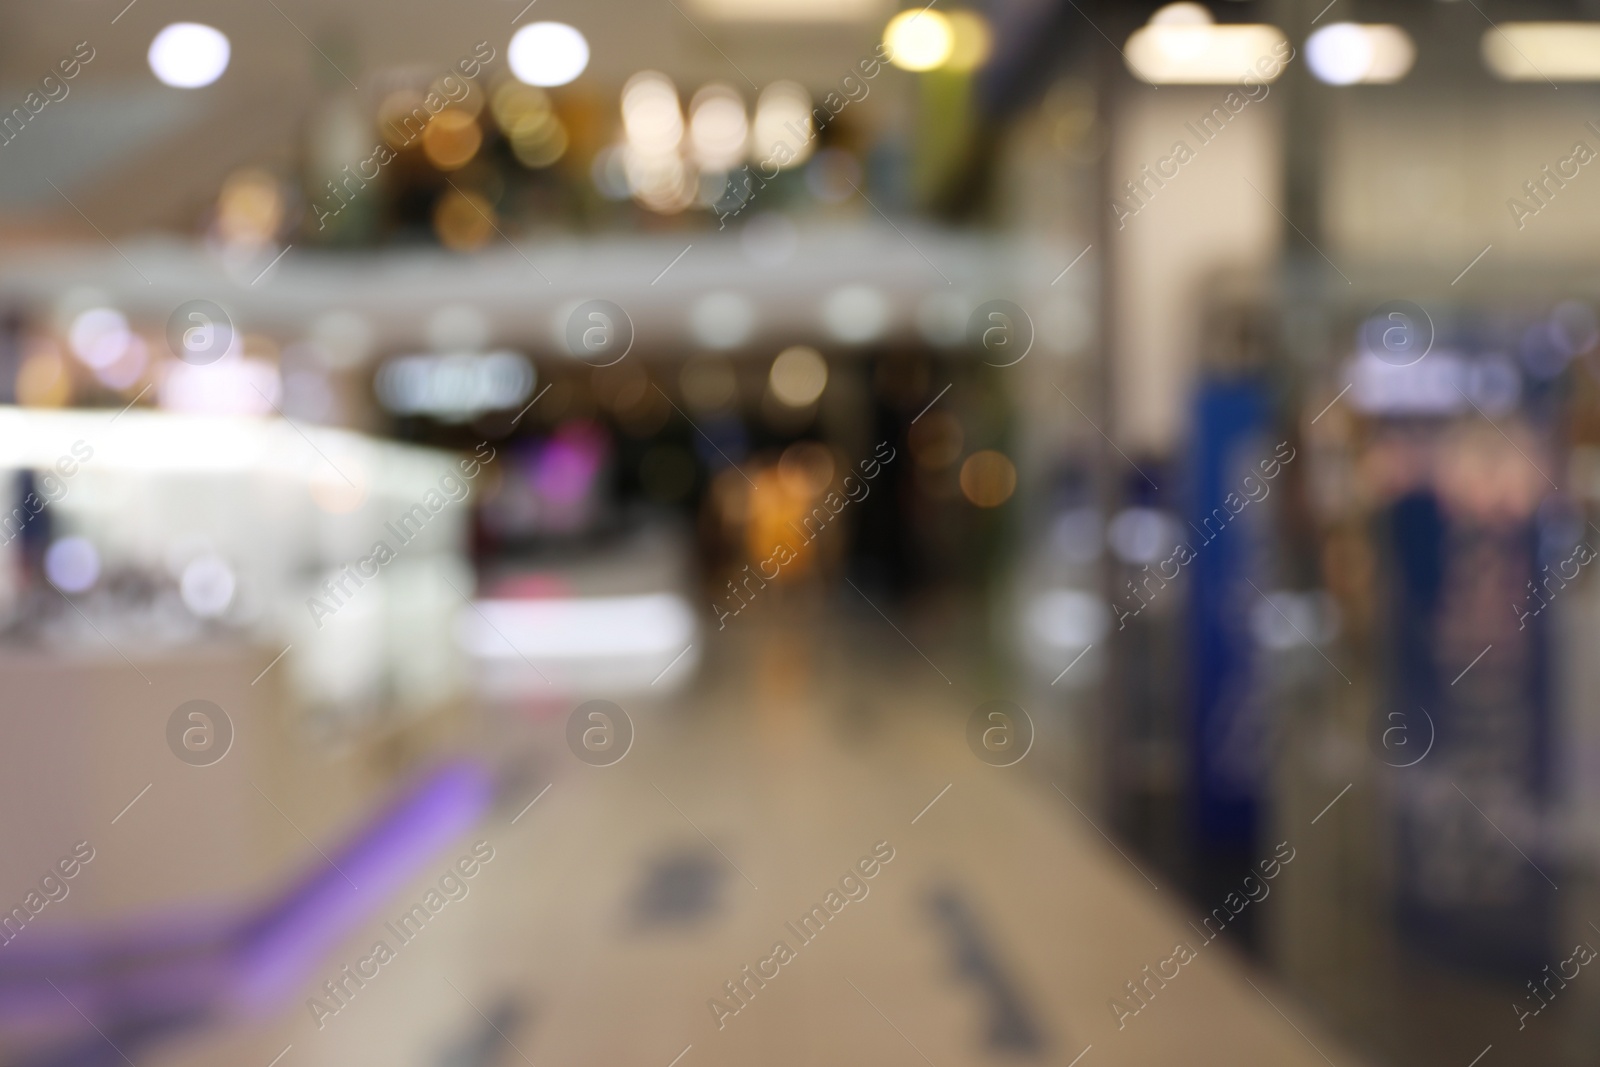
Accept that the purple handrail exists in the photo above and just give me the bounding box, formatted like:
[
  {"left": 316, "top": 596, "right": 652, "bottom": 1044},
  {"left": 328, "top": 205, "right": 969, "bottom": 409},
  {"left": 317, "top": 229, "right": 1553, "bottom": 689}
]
[{"left": 0, "top": 760, "right": 495, "bottom": 1042}]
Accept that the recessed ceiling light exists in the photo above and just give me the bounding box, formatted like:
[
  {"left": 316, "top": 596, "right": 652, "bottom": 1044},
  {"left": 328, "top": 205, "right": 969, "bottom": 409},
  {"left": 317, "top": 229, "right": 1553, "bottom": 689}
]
[
  {"left": 883, "top": 9, "right": 955, "bottom": 72},
  {"left": 1306, "top": 23, "right": 1415, "bottom": 85},
  {"left": 1483, "top": 23, "right": 1600, "bottom": 82},
  {"left": 148, "top": 23, "right": 231, "bottom": 88},
  {"left": 1124, "top": 7, "right": 1288, "bottom": 85},
  {"left": 509, "top": 22, "right": 589, "bottom": 87}
]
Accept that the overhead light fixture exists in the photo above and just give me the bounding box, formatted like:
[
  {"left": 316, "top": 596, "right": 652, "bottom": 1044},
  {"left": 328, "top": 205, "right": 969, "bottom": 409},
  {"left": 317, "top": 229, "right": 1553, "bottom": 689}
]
[
  {"left": 1483, "top": 23, "right": 1600, "bottom": 82},
  {"left": 509, "top": 22, "right": 589, "bottom": 87},
  {"left": 1306, "top": 23, "right": 1415, "bottom": 85},
  {"left": 883, "top": 9, "right": 955, "bottom": 72},
  {"left": 1124, "top": 3, "right": 1288, "bottom": 85},
  {"left": 148, "top": 22, "right": 231, "bottom": 88}
]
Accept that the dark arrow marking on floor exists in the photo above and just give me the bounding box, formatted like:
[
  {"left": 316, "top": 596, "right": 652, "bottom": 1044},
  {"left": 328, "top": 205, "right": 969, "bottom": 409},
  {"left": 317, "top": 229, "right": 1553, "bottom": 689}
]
[
  {"left": 437, "top": 996, "right": 528, "bottom": 1067},
  {"left": 630, "top": 847, "right": 726, "bottom": 929},
  {"left": 926, "top": 885, "right": 1048, "bottom": 1056}
]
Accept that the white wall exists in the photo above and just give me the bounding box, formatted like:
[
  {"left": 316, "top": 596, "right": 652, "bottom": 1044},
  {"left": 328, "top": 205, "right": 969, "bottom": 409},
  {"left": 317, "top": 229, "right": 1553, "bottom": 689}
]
[{"left": 1108, "top": 86, "right": 1282, "bottom": 454}]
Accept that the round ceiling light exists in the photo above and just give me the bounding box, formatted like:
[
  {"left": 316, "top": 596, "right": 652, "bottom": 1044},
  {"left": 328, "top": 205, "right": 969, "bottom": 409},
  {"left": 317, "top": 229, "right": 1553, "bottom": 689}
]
[
  {"left": 509, "top": 22, "right": 590, "bottom": 87},
  {"left": 883, "top": 9, "right": 955, "bottom": 72},
  {"left": 148, "top": 23, "right": 231, "bottom": 88}
]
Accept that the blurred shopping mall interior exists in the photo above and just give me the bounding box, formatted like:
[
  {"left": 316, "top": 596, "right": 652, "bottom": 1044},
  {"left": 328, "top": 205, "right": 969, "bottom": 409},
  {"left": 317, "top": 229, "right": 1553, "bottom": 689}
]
[{"left": 5, "top": 0, "right": 1600, "bottom": 1064}]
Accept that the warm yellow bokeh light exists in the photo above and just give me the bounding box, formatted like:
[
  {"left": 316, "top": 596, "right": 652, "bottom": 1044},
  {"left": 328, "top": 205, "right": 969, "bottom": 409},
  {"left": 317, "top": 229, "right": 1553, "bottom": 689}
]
[
  {"left": 883, "top": 9, "right": 955, "bottom": 72},
  {"left": 432, "top": 76, "right": 485, "bottom": 119},
  {"left": 622, "top": 71, "right": 684, "bottom": 154},
  {"left": 17, "top": 344, "right": 71, "bottom": 408},
  {"left": 944, "top": 10, "right": 993, "bottom": 72},
  {"left": 379, "top": 90, "right": 428, "bottom": 148},
  {"left": 778, "top": 440, "right": 835, "bottom": 498},
  {"left": 959, "top": 450, "right": 1017, "bottom": 507},
  {"left": 749, "top": 82, "right": 813, "bottom": 169},
  {"left": 216, "top": 168, "right": 283, "bottom": 245},
  {"left": 746, "top": 464, "right": 819, "bottom": 578},
  {"left": 492, "top": 81, "right": 552, "bottom": 130},
  {"left": 768, "top": 346, "right": 828, "bottom": 408},
  {"left": 433, "top": 189, "right": 496, "bottom": 251},
  {"left": 689, "top": 83, "right": 749, "bottom": 171},
  {"left": 510, "top": 112, "right": 569, "bottom": 167},
  {"left": 422, "top": 110, "right": 483, "bottom": 170}
]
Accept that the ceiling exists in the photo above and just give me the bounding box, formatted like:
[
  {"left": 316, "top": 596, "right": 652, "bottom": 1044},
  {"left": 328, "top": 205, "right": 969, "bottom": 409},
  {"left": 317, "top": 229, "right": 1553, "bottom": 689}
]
[{"left": 0, "top": 0, "right": 908, "bottom": 235}]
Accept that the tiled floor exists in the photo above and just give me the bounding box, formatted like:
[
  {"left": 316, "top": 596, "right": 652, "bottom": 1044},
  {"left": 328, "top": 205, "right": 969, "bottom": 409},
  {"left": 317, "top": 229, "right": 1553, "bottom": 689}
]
[{"left": 39, "top": 611, "right": 1363, "bottom": 1067}]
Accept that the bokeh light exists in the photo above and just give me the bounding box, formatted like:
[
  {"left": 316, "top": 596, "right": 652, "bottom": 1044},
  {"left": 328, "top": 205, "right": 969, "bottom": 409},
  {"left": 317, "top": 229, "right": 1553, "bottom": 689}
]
[
  {"left": 509, "top": 22, "right": 590, "bottom": 88},
  {"left": 778, "top": 440, "right": 835, "bottom": 497},
  {"left": 623, "top": 71, "right": 684, "bottom": 154},
  {"left": 17, "top": 342, "right": 72, "bottom": 407},
  {"left": 510, "top": 112, "right": 569, "bottom": 168},
  {"left": 624, "top": 149, "right": 694, "bottom": 212},
  {"left": 1125, "top": 4, "right": 1289, "bottom": 84},
  {"left": 945, "top": 10, "right": 993, "bottom": 72},
  {"left": 1306, "top": 22, "right": 1416, "bottom": 85},
  {"left": 215, "top": 168, "right": 284, "bottom": 247},
  {"left": 68, "top": 308, "right": 131, "bottom": 370},
  {"left": 422, "top": 110, "right": 484, "bottom": 170},
  {"left": 93, "top": 333, "right": 148, "bottom": 390},
  {"left": 1306, "top": 23, "right": 1372, "bottom": 85},
  {"left": 750, "top": 82, "right": 813, "bottom": 168},
  {"left": 620, "top": 72, "right": 693, "bottom": 211},
  {"left": 379, "top": 90, "right": 429, "bottom": 148},
  {"left": 148, "top": 22, "right": 231, "bottom": 88},
  {"left": 959, "top": 450, "right": 1017, "bottom": 507},
  {"left": 688, "top": 84, "right": 749, "bottom": 172},
  {"left": 493, "top": 83, "right": 543, "bottom": 128},
  {"left": 768, "top": 345, "right": 828, "bottom": 407},
  {"left": 45, "top": 537, "right": 100, "bottom": 594},
  {"left": 1147, "top": 1, "right": 1212, "bottom": 62},
  {"left": 883, "top": 9, "right": 955, "bottom": 72},
  {"left": 433, "top": 188, "right": 496, "bottom": 250},
  {"left": 0, "top": 8, "right": 1591, "bottom": 1064},
  {"left": 493, "top": 83, "right": 569, "bottom": 168},
  {"left": 180, "top": 554, "right": 236, "bottom": 618},
  {"left": 433, "top": 74, "right": 485, "bottom": 119}
]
